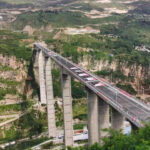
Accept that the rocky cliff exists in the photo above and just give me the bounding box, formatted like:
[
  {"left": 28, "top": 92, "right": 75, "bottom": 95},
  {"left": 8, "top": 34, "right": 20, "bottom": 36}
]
[{"left": 0, "top": 54, "right": 32, "bottom": 104}]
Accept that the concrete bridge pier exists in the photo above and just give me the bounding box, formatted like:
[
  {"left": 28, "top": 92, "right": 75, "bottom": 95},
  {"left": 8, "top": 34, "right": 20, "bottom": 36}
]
[
  {"left": 45, "top": 56, "right": 56, "bottom": 138},
  {"left": 38, "top": 50, "right": 47, "bottom": 104},
  {"left": 98, "top": 98, "right": 110, "bottom": 139},
  {"left": 111, "top": 108, "right": 124, "bottom": 131},
  {"left": 87, "top": 89, "right": 100, "bottom": 146},
  {"left": 61, "top": 70, "right": 73, "bottom": 148}
]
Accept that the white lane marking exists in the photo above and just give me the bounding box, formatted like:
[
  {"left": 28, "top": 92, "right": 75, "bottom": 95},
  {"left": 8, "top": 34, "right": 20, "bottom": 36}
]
[
  {"left": 79, "top": 73, "right": 88, "bottom": 77},
  {"left": 70, "top": 67, "right": 77, "bottom": 70},
  {"left": 94, "top": 82, "right": 104, "bottom": 87}
]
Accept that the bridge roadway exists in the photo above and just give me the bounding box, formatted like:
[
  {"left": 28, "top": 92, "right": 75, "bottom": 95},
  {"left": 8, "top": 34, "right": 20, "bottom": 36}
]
[{"left": 35, "top": 44, "right": 150, "bottom": 127}]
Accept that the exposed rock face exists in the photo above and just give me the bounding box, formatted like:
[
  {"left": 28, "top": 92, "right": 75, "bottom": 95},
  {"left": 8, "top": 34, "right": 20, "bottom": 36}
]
[
  {"left": 23, "top": 25, "right": 35, "bottom": 36},
  {"left": 0, "top": 54, "right": 27, "bottom": 81},
  {"left": 0, "top": 54, "right": 32, "bottom": 102},
  {"left": 78, "top": 55, "right": 150, "bottom": 94}
]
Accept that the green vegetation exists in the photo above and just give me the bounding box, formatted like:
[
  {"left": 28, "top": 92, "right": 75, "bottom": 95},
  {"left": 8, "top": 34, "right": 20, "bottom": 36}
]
[
  {"left": 46, "top": 34, "right": 110, "bottom": 63},
  {"left": 100, "top": 16, "right": 150, "bottom": 66},
  {"left": 52, "top": 69, "right": 86, "bottom": 98},
  {"left": 42, "top": 142, "right": 62, "bottom": 149},
  {"left": 0, "top": 117, "right": 14, "bottom": 123},
  {"left": 0, "top": 101, "right": 32, "bottom": 114},
  {"left": 0, "top": 78, "right": 20, "bottom": 86},
  {"left": 13, "top": 11, "right": 95, "bottom": 29},
  {"left": 73, "top": 99, "right": 87, "bottom": 121},
  {"left": 116, "top": 83, "right": 137, "bottom": 95},
  {"left": 73, "top": 124, "right": 86, "bottom": 130},
  {"left": 0, "top": 30, "right": 32, "bottom": 61},
  {"left": 0, "top": 64, "right": 14, "bottom": 71},
  {"left": 55, "top": 98, "right": 87, "bottom": 127},
  {"left": 13, "top": 10, "right": 123, "bottom": 30},
  {"left": 17, "top": 109, "right": 47, "bottom": 138},
  {"left": 68, "top": 125, "right": 150, "bottom": 150},
  {"left": 69, "top": 2, "right": 104, "bottom": 12},
  {"left": 5, "top": 137, "right": 48, "bottom": 150},
  {"left": 55, "top": 101, "right": 63, "bottom": 127},
  {"left": 0, "top": 109, "right": 47, "bottom": 144},
  {"left": 0, "top": 87, "right": 18, "bottom": 100},
  {"left": 52, "top": 69, "right": 61, "bottom": 98},
  {"left": 95, "top": 69, "right": 134, "bottom": 83},
  {"left": 0, "top": 0, "right": 35, "bottom": 5},
  {"left": 72, "top": 80, "right": 86, "bottom": 98}
]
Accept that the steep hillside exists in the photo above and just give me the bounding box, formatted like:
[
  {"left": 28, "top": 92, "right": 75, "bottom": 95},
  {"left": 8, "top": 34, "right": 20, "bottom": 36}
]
[
  {"left": 8, "top": 0, "right": 150, "bottom": 101},
  {"left": 0, "top": 30, "right": 43, "bottom": 147},
  {"left": 0, "top": 30, "right": 33, "bottom": 102},
  {"left": 0, "top": 0, "right": 150, "bottom": 148}
]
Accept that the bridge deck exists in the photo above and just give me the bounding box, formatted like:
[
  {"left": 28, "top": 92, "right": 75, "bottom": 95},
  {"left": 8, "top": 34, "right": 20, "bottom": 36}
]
[{"left": 35, "top": 44, "right": 150, "bottom": 127}]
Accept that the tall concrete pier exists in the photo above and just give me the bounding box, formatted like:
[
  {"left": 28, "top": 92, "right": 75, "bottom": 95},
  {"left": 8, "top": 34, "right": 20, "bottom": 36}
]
[
  {"left": 98, "top": 98, "right": 110, "bottom": 138},
  {"left": 61, "top": 70, "right": 73, "bottom": 147},
  {"left": 111, "top": 108, "right": 124, "bottom": 130},
  {"left": 45, "top": 57, "right": 56, "bottom": 138},
  {"left": 38, "top": 50, "right": 47, "bottom": 104},
  {"left": 87, "top": 89, "right": 99, "bottom": 145}
]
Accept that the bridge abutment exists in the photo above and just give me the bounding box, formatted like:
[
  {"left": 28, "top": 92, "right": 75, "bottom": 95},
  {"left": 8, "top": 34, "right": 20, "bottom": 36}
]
[
  {"left": 38, "top": 50, "right": 47, "bottom": 104},
  {"left": 87, "top": 89, "right": 100, "bottom": 145},
  {"left": 98, "top": 98, "right": 110, "bottom": 139},
  {"left": 111, "top": 108, "right": 124, "bottom": 131},
  {"left": 45, "top": 57, "right": 56, "bottom": 138},
  {"left": 61, "top": 70, "right": 74, "bottom": 148}
]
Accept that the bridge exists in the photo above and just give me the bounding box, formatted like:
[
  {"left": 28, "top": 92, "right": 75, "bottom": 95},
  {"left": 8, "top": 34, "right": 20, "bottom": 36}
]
[{"left": 34, "top": 43, "right": 150, "bottom": 148}]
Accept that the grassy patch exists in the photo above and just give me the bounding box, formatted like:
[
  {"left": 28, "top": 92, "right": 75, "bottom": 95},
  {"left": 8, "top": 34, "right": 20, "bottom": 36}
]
[
  {"left": 0, "top": 87, "right": 18, "bottom": 100},
  {"left": 0, "top": 117, "right": 15, "bottom": 123},
  {"left": 0, "top": 109, "right": 47, "bottom": 144},
  {"left": 12, "top": 10, "right": 122, "bottom": 30},
  {"left": 0, "top": 30, "right": 32, "bottom": 61},
  {"left": 0, "top": 78, "right": 20, "bottom": 86},
  {"left": 73, "top": 124, "right": 86, "bottom": 130},
  {"left": 73, "top": 99, "right": 87, "bottom": 121},
  {"left": 5, "top": 137, "right": 49, "bottom": 150},
  {"left": 116, "top": 83, "right": 137, "bottom": 95},
  {"left": 0, "top": 101, "right": 32, "bottom": 114},
  {"left": 42, "top": 142, "right": 63, "bottom": 150},
  {"left": 0, "top": 65, "right": 14, "bottom": 71}
]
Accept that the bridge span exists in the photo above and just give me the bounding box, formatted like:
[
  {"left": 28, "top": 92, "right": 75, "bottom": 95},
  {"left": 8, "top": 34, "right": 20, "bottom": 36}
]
[{"left": 34, "top": 43, "right": 150, "bottom": 148}]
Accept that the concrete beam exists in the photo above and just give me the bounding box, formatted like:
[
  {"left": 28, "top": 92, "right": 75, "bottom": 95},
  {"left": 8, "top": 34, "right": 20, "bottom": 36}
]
[
  {"left": 61, "top": 70, "right": 73, "bottom": 147},
  {"left": 87, "top": 89, "right": 99, "bottom": 146},
  {"left": 111, "top": 108, "right": 124, "bottom": 131},
  {"left": 38, "top": 50, "right": 47, "bottom": 104},
  {"left": 45, "top": 57, "right": 56, "bottom": 138},
  {"left": 98, "top": 98, "right": 110, "bottom": 139}
]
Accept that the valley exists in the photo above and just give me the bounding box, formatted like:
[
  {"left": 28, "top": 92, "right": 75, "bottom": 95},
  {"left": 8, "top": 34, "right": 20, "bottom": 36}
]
[{"left": 0, "top": 0, "right": 150, "bottom": 149}]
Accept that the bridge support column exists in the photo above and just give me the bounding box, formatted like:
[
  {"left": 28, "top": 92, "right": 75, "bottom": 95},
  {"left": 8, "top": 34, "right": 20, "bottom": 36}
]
[
  {"left": 45, "top": 57, "right": 56, "bottom": 138},
  {"left": 38, "top": 50, "right": 47, "bottom": 104},
  {"left": 61, "top": 70, "right": 73, "bottom": 148},
  {"left": 87, "top": 89, "right": 99, "bottom": 146},
  {"left": 111, "top": 108, "right": 124, "bottom": 131},
  {"left": 98, "top": 98, "right": 110, "bottom": 139}
]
